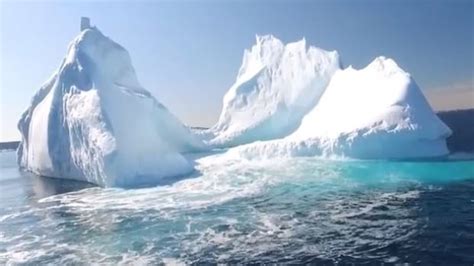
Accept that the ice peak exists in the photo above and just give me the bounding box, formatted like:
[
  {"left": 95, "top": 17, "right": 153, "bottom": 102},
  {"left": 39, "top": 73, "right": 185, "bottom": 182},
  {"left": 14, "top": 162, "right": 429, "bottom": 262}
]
[
  {"left": 80, "top": 17, "right": 91, "bottom": 31},
  {"left": 69, "top": 26, "right": 126, "bottom": 61},
  {"left": 247, "top": 35, "right": 312, "bottom": 71},
  {"left": 255, "top": 34, "right": 281, "bottom": 45},
  {"left": 212, "top": 35, "right": 342, "bottom": 146},
  {"left": 73, "top": 26, "right": 108, "bottom": 47},
  {"left": 253, "top": 34, "right": 284, "bottom": 61},
  {"left": 367, "top": 56, "right": 404, "bottom": 75},
  {"left": 255, "top": 34, "right": 273, "bottom": 42}
]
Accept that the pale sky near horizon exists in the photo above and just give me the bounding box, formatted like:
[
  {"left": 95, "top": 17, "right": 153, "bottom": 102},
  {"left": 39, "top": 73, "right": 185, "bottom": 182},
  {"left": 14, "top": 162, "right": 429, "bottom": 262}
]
[{"left": 1, "top": 0, "right": 473, "bottom": 141}]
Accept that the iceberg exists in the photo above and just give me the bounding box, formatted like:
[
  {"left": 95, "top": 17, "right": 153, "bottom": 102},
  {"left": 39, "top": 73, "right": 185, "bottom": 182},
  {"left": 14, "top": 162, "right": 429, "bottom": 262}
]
[
  {"left": 228, "top": 57, "right": 452, "bottom": 159},
  {"left": 17, "top": 20, "right": 205, "bottom": 187},
  {"left": 208, "top": 35, "right": 341, "bottom": 147},
  {"left": 17, "top": 21, "right": 452, "bottom": 188}
]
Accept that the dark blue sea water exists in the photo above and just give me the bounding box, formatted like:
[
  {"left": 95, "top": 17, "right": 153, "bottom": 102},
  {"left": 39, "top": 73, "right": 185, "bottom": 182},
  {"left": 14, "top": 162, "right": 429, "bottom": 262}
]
[{"left": 1, "top": 150, "right": 473, "bottom": 265}]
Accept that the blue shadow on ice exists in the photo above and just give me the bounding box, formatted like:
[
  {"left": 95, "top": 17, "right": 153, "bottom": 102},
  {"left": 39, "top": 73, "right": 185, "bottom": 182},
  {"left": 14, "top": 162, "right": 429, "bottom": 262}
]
[{"left": 26, "top": 149, "right": 228, "bottom": 190}]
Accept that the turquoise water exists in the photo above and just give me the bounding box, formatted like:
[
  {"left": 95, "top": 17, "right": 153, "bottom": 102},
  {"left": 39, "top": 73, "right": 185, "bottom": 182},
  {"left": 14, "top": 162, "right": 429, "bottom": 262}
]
[{"left": 1, "top": 150, "right": 473, "bottom": 264}]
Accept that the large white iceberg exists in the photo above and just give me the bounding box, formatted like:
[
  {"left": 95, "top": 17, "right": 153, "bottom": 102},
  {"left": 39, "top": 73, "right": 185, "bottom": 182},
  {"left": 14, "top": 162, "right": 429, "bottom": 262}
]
[
  {"left": 229, "top": 57, "right": 452, "bottom": 159},
  {"left": 17, "top": 22, "right": 205, "bottom": 187},
  {"left": 18, "top": 23, "right": 452, "bottom": 188},
  {"left": 208, "top": 35, "right": 341, "bottom": 147}
]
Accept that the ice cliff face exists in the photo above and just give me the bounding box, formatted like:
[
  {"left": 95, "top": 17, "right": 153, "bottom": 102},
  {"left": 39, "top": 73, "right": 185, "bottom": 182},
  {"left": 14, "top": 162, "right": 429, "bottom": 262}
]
[
  {"left": 230, "top": 57, "right": 452, "bottom": 159},
  {"left": 209, "top": 35, "right": 341, "bottom": 147},
  {"left": 17, "top": 26, "right": 204, "bottom": 187}
]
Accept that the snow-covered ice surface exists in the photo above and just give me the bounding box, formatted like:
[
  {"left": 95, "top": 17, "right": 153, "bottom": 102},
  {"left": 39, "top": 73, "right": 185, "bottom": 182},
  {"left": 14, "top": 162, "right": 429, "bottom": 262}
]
[
  {"left": 208, "top": 35, "right": 341, "bottom": 147},
  {"left": 17, "top": 27, "right": 205, "bottom": 187},
  {"left": 292, "top": 57, "right": 452, "bottom": 158},
  {"left": 225, "top": 57, "right": 452, "bottom": 159}
]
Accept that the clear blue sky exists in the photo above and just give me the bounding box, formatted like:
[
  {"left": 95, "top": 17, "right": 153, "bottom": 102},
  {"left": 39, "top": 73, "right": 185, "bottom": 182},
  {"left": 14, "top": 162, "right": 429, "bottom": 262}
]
[{"left": 1, "top": 0, "right": 473, "bottom": 141}]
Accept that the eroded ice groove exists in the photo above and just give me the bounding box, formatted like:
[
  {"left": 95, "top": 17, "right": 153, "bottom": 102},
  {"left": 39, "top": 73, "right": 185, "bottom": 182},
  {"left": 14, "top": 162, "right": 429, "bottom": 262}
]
[
  {"left": 228, "top": 57, "right": 452, "bottom": 159},
  {"left": 208, "top": 35, "right": 341, "bottom": 147},
  {"left": 17, "top": 20, "right": 205, "bottom": 187}
]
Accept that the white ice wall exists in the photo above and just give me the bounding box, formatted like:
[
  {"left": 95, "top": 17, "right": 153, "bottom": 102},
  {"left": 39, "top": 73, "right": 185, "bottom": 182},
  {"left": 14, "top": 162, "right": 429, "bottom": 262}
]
[{"left": 17, "top": 27, "right": 205, "bottom": 187}]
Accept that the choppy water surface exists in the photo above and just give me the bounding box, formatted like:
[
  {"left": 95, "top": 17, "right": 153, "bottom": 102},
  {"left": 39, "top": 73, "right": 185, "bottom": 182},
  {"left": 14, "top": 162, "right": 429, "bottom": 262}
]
[{"left": 1, "top": 150, "right": 473, "bottom": 264}]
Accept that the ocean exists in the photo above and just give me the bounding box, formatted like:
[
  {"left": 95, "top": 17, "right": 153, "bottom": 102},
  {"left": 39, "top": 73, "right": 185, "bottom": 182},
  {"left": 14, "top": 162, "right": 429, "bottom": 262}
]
[{"left": 1, "top": 150, "right": 473, "bottom": 264}]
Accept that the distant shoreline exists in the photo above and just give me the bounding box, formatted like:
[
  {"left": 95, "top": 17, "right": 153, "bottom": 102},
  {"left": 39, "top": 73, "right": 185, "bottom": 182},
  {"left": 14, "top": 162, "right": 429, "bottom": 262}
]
[
  {"left": 0, "top": 141, "right": 20, "bottom": 151},
  {"left": 2, "top": 108, "right": 473, "bottom": 152}
]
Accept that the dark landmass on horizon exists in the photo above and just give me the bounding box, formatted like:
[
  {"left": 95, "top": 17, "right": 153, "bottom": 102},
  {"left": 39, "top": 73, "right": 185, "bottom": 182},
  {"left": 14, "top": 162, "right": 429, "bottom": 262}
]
[
  {"left": 437, "top": 109, "right": 474, "bottom": 153},
  {"left": 2, "top": 109, "right": 474, "bottom": 153},
  {"left": 0, "top": 141, "right": 20, "bottom": 151}
]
